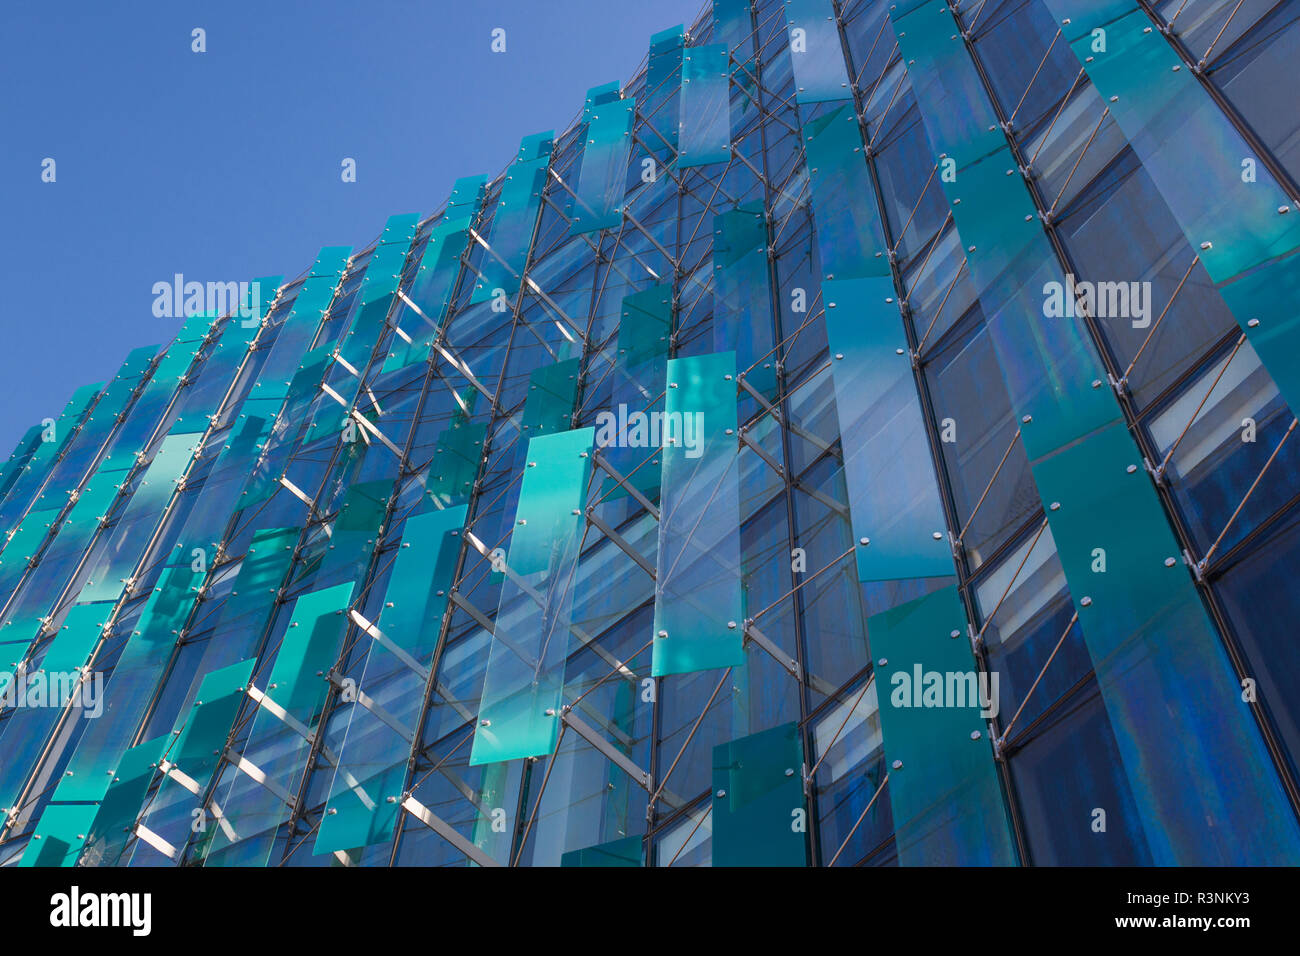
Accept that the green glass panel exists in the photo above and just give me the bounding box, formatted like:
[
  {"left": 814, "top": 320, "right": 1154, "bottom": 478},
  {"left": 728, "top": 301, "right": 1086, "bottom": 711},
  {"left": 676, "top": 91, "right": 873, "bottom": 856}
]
[
  {"left": 265, "top": 581, "right": 354, "bottom": 725},
  {"left": 712, "top": 722, "right": 808, "bottom": 866},
  {"left": 617, "top": 285, "right": 673, "bottom": 368},
  {"left": 679, "top": 44, "right": 731, "bottom": 168},
  {"left": 823, "top": 277, "right": 953, "bottom": 581},
  {"left": 645, "top": 26, "right": 685, "bottom": 157},
  {"left": 521, "top": 358, "right": 580, "bottom": 437},
  {"left": 783, "top": 0, "right": 851, "bottom": 102},
  {"left": 471, "top": 133, "right": 554, "bottom": 304},
  {"left": 801, "top": 103, "right": 890, "bottom": 280},
  {"left": 313, "top": 505, "right": 465, "bottom": 854},
  {"left": 0, "top": 382, "right": 101, "bottom": 507},
  {"left": 18, "top": 802, "right": 98, "bottom": 867},
  {"left": 561, "top": 834, "right": 643, "bottom": 867},
  {"left": 471, "top": 427, "right": 594, "bottom": 765},
  {"left": 869, "top": 585, "right": 1016, "bottom": 865},
  {"left": 652, "top": 352, "right": 744, "bottom": 676},
  {"left": 77, "top": 734, "right": 170, "bottom": 866},
  {"left": 571, "top": 91, "right": 635, "bottom": 234}
]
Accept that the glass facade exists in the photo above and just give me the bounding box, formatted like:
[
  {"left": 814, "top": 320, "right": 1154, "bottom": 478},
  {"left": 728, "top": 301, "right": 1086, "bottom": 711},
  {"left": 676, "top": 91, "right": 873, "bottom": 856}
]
[{"left": 2, "top": 0, "right": 1299, "bottom": 868}]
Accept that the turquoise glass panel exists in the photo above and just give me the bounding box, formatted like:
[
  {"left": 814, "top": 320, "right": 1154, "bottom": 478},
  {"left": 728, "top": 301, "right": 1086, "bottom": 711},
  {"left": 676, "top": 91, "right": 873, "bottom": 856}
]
[
  {"left": 561, "top": 834, "right": 643, "bottom": 867},
  {"left": 161, "top": 657, "right": 256, "bottom": 799},
  {"left": 572, "top": 91, "right": 635, "bottom": 234},
  {"left": 712, "top": 722, "right": 808, "bottom": 866},
  {"left": 713, "top": 0, "right": 755, "bottom": 57},
  {"left": 384, "top": 178, "right": 485, "bottom": 371},
  {"left": 823, "top": 277, "right": 952, "bottom": 581},
  {"left": 471, "top": 427, "right": 594, "bottom": 764},
  {"left": 652, "top": 352, "right": 744, "bottom": 676},
  {"left": 801, "top": 104, "right": 890, "bottom": 280},
  {"left": 471, "top": 133, "right": 554, "bottom": 304},
  {"left": 869, "top": 585, "right": 1016, "bottom": 865},
  {"left": 521, "top": 358, "right": 580, "bottom": 437},
  {"left": 645, "top": 26, "right": 684, "bottom": 155},
  {"left": 679, "top": 43, "right": 731, "bottom": 168},
  {"left": 18, "top": 802, "right": 98, "bottom": 867},
  {"left": 265, "top": 581, "right": 355, "bottom": 725}
]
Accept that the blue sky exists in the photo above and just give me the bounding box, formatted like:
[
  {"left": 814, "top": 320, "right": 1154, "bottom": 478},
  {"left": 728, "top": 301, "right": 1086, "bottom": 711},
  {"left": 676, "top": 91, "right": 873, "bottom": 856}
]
[{"left": 0, "top": 0, "right": 703, "bottom": 452}]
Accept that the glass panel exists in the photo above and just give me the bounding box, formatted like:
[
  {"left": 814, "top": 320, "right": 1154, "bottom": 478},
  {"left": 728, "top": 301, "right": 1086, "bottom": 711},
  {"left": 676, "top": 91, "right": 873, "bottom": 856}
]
[
  {"left": 560, "top": 834, "right": 643, "bottom": 867},
  {"left": 679, "top": 43, "right": 731, "bottom": 168},
  {"left": 823, "top": 276, "right": 953, "bottom": 581},
  {"left": 712, "top": 721, "right": 808, "bottom": 866},
  {"left": 77, "top": 735, "right": 170, "bottom": 866},
  {"left": 471, "top": 132, "right": 554, "bottom": 304},
  {"left": 471, "top": 427, "right": 594, "bottom": 764},
  {"left": 17, "top": 802, "right": 98, "bottom": 867},
  {"left": 712, "top": 206, "right": 777, "bottom": 398},
  {"left": 521, "top": 358, "right": 581, "bottom": 437},
  {"left": 868, "top": 584, "right": 1016, "bottom": 865},
  {"left": 652, "top": 352, "right": 745, "bottom": 676},
  {"left": 571, "top": 91, "right": 635, "bottom": 233},
  {"left": 783, "top": 0, "right": 852, "bottom": 102},
  {"left": 802, "top": 104, "right": 890, "bottom": 280}
]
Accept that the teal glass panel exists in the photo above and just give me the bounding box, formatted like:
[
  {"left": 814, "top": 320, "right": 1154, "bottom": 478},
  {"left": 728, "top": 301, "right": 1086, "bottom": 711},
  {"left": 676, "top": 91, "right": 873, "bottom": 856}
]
[
  {"left": 889, "top": 1, "right": 1004, "bottom": 167},
  {"left": 869, "top": 585, "right": 1016, "bottom": 866},
  {"left": 314, "top": 505, "right": 466, "bottom": 854},
  {"left": 713, "top": 206, "right": 777, "bottom": 398},
  {"left": 560, "top": 834, "right": 643, "bottom": 867},
  {"left": 471, "top": 427, "right": 594, "bottom": 765},
  {"left": 160, "top": 657, "right": 256, "bottom": 800},
  {"left": 334, "top": 214, "right": 419, "bottom": 378},
  {"left": 652, "top": 352, "right": 744, "bottom": 676},
  {"left": 617, "top": 285, "right": 673, "bottom": 369},
  {"left": 77, "top": 735, "right": 170, "bottom": 866},
  {"left": 823, "top": 277, "right": 953, "bottom": 581},
  {"left": 0, "top": 425, "right": 44, "bottom": 501},
  {"left": 18, "top": 802, "right": 98, "bottom": 867},
  {"left": 801, "top": 104, "right": 890, "bottom": 280},
  {"left": 1031, "top": 421, "right": 1300, "bottom": 863},
  {"left": 265, "top": 581, "right": 354, "bottom": 726},
  {"left": 521, "top": 358, "right": 580, "bottom": 437},
  {"left": 783, "top": 0, "right": 851, "bottom": 102},
  {"left": 318, "top": 479, "right": 389, "bottom": 582},
  {"left": 645, "top": 26, "right": 685, "bottom": 155},
  {"left": 712, "top": 722, "right": 808, "bottom": 866},
  {"left": 1219, "top": 251, "right": 1300, "bottom": 416},
  {"left": 471, "top": 133, "right": 554, "bottom": 304},
  {"left": 571, "top": 91, "right": 635, "bottom": 234},
  {"left": 383, "top": 178, "right": 484, "bottom": 372},
  {"left": 679, "top": 43, "right": 731, "bottom": 168},
  {"left": 713, "top": 0, "right": 755, "bottom": 58},
  {"left": 427, "top": 414, "right": 486, "bottom": 504}
]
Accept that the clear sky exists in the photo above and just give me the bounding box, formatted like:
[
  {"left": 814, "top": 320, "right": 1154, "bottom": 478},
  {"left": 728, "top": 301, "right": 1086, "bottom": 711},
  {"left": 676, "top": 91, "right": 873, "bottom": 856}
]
[{"left": 0, "top": 0, "right": 704, "bottom": 453}]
